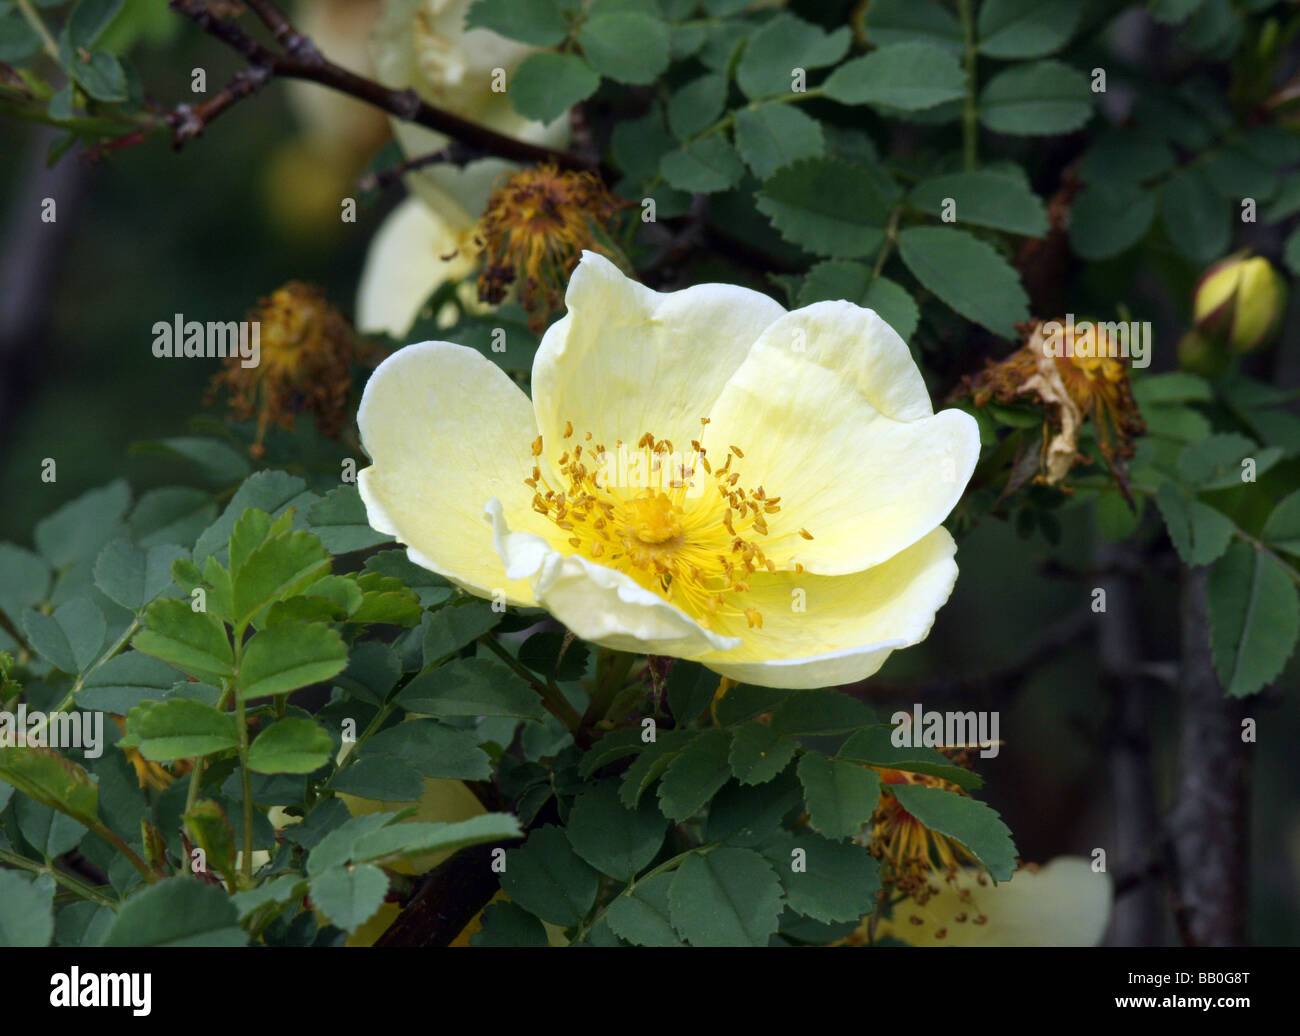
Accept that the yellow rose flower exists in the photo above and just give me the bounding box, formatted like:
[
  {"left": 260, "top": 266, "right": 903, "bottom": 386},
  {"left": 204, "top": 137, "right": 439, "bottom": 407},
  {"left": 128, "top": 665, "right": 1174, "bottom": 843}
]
[
  {"left": 860, "top": 856, "right": 1113, "bottom": 947},
  {"left": 357, "top": 253, "right": 980, "bottom": 689}
]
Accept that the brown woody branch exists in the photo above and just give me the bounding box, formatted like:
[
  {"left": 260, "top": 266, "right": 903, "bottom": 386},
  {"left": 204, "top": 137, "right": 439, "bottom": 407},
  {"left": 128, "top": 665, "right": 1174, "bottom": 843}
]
[{"left": 165, "top": 0, "right": 592, "bottom": 171}]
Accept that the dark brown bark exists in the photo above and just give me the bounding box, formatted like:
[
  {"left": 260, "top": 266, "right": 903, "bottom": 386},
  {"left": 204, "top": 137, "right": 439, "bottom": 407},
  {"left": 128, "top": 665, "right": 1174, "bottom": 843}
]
[{"left": 1170, "top": 566, "right": 1251, "bottom": 946}]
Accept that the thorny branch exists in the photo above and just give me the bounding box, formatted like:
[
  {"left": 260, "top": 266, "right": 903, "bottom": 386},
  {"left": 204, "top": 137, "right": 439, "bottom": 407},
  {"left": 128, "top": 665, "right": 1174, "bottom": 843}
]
[{"left": 164, "top": 0, "right": 593, "bottom": 172}]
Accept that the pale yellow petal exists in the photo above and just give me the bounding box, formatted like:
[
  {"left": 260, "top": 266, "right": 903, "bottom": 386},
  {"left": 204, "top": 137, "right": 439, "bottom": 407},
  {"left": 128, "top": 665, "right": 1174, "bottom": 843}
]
[
  {"left": 487, "top": 499, "right": 740, "bottom": 656},
  {"left": 877, "top": 857, "right": 1113, "bottom": 947},
  {"left": 689, "top": 527, "right": 958, "bottom": 689},
  {"left": 532, "top": 252, "right": 787, "bottom": 467},
  {"left": 702, "top": 302, "right": 980, "bottom": 575},
  {"left": 357, "top": 341, "right": 558, "bottom": 604},
  {"left": 355, "top": 197, "right": 476, "bottom": 337}
]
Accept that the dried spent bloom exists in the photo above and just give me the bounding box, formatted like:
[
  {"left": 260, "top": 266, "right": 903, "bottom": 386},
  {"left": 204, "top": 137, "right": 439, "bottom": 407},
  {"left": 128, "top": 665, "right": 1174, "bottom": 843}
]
[
  {"left": 475, "top": 164, "right": 624, "bottom": 333},
  {"left": 864, "top": 766, "right": 982, "bottom": 902},
  {"left": 957, "top": 318, "right": 1144, "bottom": 495},
  {"left": 838, "top": 857, "right": 1113, "bottom": 947},
  {"left": 357, "top": 252, "right": 980, "bottom": 689},
  {"left": 207, "top": 282, "right": 368, "bottom": 458}
]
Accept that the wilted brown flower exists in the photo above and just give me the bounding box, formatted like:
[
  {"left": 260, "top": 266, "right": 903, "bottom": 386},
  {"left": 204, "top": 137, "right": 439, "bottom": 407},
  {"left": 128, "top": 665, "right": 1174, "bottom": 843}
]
[
  {"left": 207, "top": 282, "right": 370, "bottom": 458},
  {"left": 475, "top": 164, "right": 624, "bottom": 333},
  {"left": 956, "top": 318, "right": 1145, "bottom": 500}
]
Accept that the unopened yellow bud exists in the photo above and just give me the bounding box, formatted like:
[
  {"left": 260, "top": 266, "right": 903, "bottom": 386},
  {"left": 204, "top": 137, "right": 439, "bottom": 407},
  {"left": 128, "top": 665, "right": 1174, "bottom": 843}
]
[{"left": 1193, "top": 252, "right": 1287, "bottom": 354}]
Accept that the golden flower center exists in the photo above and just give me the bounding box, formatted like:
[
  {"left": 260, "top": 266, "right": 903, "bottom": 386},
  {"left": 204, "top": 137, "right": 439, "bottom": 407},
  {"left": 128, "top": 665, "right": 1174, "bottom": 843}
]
[{"left": 525, "top": 421, "right": 813, "bottom": 630}]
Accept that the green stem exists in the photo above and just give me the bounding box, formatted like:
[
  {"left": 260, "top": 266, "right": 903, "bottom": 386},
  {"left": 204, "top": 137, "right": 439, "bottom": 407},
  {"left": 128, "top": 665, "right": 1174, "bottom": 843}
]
[
  {"left": 872, "top": 208, "right": 903, "bottom": 279},
  {"left": 958, "top": 0, "right": 979, "bottom": 170},
  {"left": 478, "top": 635, "right": 582, "bottom": 732},
  {"left": 229, "top": 634, "right": 254, "bottom": 882},
  {"left": 0, "top": 846, "right": 118, "bottom": 907},
  {"left": 16, "top": 0, "right": 59, "bottom": 61},
  {"left": 49, "top": 618, "right": 140, "bottom": 717},
  {"left": 573, "top": 843, "right": 720, "bottom": 944}
]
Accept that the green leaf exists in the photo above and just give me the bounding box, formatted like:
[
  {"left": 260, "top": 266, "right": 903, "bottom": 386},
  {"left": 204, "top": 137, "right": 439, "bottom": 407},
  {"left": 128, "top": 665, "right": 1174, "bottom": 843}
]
[
  {"left": 358, "top": 719, "right": 491, "bottom": 780},
  {"left": 13, "top": 796, "right": 87, "bottom": 858},
  {"left": 1096, "top": 491, "right": 1143, "bottom": 543},
  {"left": 728, "top": 723, "right": 798, "bottom": 784},
  {"left": 977, "top": 0, "right": 1082, "bottom": 59},
  {"left": 0, "top": 12, "right": 40, "bottom": 63},
  {"left": 660, "top": 135, "right": 746, "bottom": 193},
  {"left": 756, "top": 157, "right": 892, "bottom": 258},
  {"left": 501, "top": 825, "right": 600, "bottom": 926},
  {"left": 130, "top": 436, "right": 251, "bottom": 487},
  {"left": 1155, "top": 483, "right": 1234, "bottom": 566},
  {"left": 0, "top": 747, "right": 99, "bottom": 826},
  {"left": 350, "top": 813, "right": 521, "bottom": 865},
  {"left": 760, "top": 833, "right": 881, "bottom": 923},
  {"left": 231, "top": 529, "right": 331, "bottom": 628},
  {"left": 22, "top": 599, "right": 105, "bottom": 674},
  {"left": 668, "top": 847, "right": 783, "bottom": 946},
  {"left": 67, "top": 0, "right": 124, "bottom": 48},
  {"left": 769, "top": 690, "right": 874, "bottom": 735},
  {"left": 193, "top": 471, "right": 315, "bottom": 564},
  {"left": 0, "top": 544, "right": 50, "bottom": 620},
  {"left": 132, "top": 598, "right": 234, "bottom": 678},
  {"left": 306, "top": 486, "right": 392, "bottom": 554},
  {"left": 470, "top": 900, "right": 550, "bottom": 946},
  {"left": 464, "top": 0, "right": 568, "bottom": 45},
  {"left": 796, "top": 752, "right": 881, "bottom": 840},
  {"left": 93, "top": 539, "right": 187, "bottom": 613},
  {"left": 129, "top": 488, "right": 216, "bottom": 549},
  {"left": 858, "top": 0, "right": 963, "bottom": 54},
  {"left": 667, "top": 73, "right": 726, "bottom": 139},
  {"left": 604, "top": 872, "right": 682, "bottom": 946},
  {"left": 328, "top": 757, "right": 423, "bottom": 802},
  {"left": 1177, "top": 433, "right": 1259, "bottom": 489},
  {"left": 422, "top": 602, "right": 501, "bottom": 664},
  {"left": 1160, "top": 167, "right": 1229, "bottom": 263},
  {"left": 733, "top": 105, "right": 824, "bottom": 180},
  {"left": 78, "top": 650, "right": 184, "bottom": 713},
  {"left": 35, "top": 480, "right": 130, "bottom": 567},
  {"left": 0, "top": 872, "right": 54, "bottom": 947},
  {"left": 124, "top": 699, "right": 239, "bottom": 761},
  {"left": 1207, "top": 541, "right": 1300, "bottom": 697},
  {"left": 888, "top": 784, "right": 1017, "bottom": 880},
  {"left": 248, "top": 718, "right": 334, "bottom": 774},
  {"left": 1069, "top": 182, "right": 1155, "bottom": 260},
  {"left": 566, "top": 782, "right": 665, "bottom": 880},
  {"left": 350, "top": 574, "right": 422, "bottom": 627},
  {"left": 102, "top": 877, "right": 246, "bottom": 946},
  {"left": 71, "top": 50, "right": 127, "bottom": 101},
  {"left": 399, "top": 657, "right": 545, "bottom": 721},
  {"left": 509, "top": 52, "right": 599, "bottom": 123},
  {"left": 798, "top": 263, "right": 919, "bottom": 341},
  {"left": 657, "top": 728, "right": 733, "bottom": 821},
  {"left": 736, "top": 13, "right": 850, "bottom": 99},
  {"left": 577, "top": 12, "right": 669, "bottom": 85},
  {"left": 183, "top": 799, "right": 236, "bottom": 877},
  {"left": 978, "top": 60, "right": 1092, "bottom": 135},
  {"left": 823, "top": 42, "right": 965, "bottom": 111},
  {"left": 897, "top": 226, "right": 1029, "bottom": 337},
  {"left": 238, "top": 621, "right": 347, "bottom": 700},
  {"left": 1262, "top": 490, "right": 1300, "bottom": 557},
  {"left": 1132, "top": 372, "right": 1212, "bottom": 406},
  {"left": 665, "top": 661, "right": 718, "bottom": 726},
  {"left": 837, "top": 725, "right": 985, "bottom": 790},
  {"left": 908, "top": 171, "right": 1048, "bottom": 237},
  {"left": 309, "top": 864, "right": 389, "bottom": 932}
]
